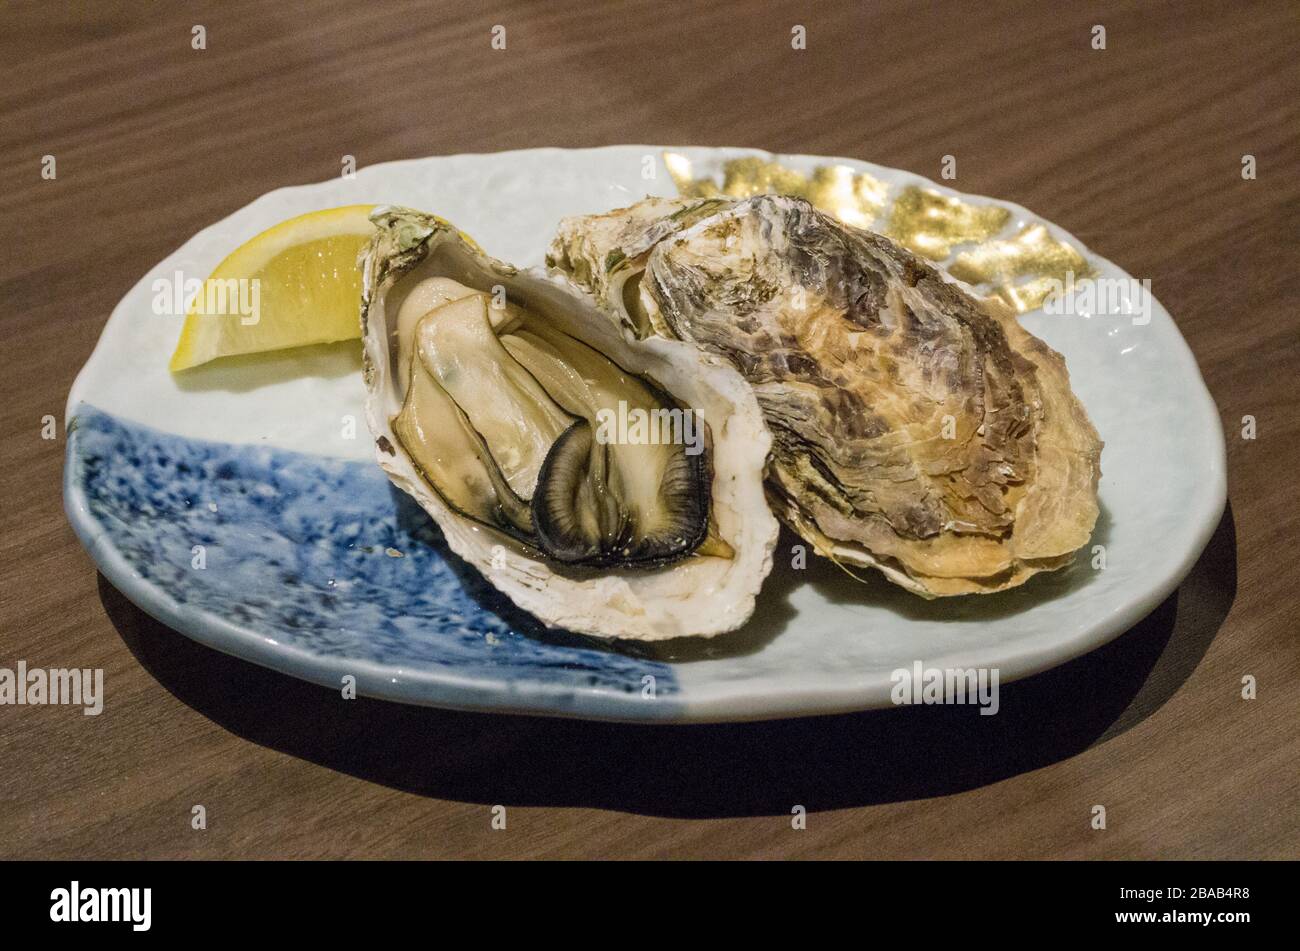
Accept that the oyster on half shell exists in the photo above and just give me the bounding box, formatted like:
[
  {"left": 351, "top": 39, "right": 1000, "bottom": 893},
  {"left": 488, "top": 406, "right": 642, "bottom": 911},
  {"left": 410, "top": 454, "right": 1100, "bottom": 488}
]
[
  {"left": 360, "top": 207, "right": 778, "bottom": 640},
  {"left": 548, "top": 195, "right": 1103, "bottom": 597}
]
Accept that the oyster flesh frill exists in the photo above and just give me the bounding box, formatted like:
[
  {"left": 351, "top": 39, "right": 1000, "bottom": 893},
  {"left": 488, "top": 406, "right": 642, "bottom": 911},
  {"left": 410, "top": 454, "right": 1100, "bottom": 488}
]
[
  {"left": 360, "top": 207, "right": 777, "bottom": 639},
  {"left": 548, "top": 195, "right": 1103, "bottom": 597}
]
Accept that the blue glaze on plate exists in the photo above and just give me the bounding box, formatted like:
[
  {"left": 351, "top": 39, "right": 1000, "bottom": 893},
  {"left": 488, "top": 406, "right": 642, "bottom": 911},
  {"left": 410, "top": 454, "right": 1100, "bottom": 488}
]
[{"left": 64, "top": 406, "right": 680, "bottom": 718}]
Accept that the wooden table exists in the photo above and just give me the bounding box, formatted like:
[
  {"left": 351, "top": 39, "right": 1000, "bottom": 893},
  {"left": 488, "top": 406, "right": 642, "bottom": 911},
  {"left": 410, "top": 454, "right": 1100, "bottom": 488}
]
[{"left": 2, "top": 0, "right": 1296, "bottom": 859}]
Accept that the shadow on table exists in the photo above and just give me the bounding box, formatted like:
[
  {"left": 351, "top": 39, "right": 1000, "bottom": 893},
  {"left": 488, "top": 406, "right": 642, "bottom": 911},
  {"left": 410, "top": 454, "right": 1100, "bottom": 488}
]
[{"left": 101, "top": 505, "right": 1237, "bottom": 819}]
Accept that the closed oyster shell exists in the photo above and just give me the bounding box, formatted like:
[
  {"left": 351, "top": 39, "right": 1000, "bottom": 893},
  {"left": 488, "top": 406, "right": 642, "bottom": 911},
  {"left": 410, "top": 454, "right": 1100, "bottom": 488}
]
[
  {"left": 548, "top": 195, "right": 1103, "bottom": 597},
  {"left": 361, "top": 207, "right": 778, "bottom": 639}
]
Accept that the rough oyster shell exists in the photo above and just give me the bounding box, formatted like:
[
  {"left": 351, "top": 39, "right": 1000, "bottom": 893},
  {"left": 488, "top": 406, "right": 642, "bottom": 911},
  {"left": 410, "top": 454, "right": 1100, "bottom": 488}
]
[
  {"left": 360, "top": 207, "right": 778, "bottom": 639},
  {"left": 548, "top": 195, "right": 1103, "bottom": 597}
]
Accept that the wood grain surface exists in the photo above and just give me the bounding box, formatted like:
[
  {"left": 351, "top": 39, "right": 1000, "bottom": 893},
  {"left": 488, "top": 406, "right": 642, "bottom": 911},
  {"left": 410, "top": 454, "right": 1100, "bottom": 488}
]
[{"left": 1, "top": 0, "right": 1297, "bottom": 859}]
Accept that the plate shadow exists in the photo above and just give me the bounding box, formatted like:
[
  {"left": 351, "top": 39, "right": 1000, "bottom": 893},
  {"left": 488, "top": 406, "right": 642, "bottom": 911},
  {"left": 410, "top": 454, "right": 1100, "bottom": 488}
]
[{"left": 101, "top": 505, "right": 1236, "bottom": 819}]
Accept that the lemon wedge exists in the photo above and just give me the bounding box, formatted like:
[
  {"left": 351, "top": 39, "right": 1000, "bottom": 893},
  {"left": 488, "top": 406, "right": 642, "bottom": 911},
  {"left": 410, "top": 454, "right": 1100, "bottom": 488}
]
[{"left": 168, "top": 205, "right": 377, "bottom": 372}]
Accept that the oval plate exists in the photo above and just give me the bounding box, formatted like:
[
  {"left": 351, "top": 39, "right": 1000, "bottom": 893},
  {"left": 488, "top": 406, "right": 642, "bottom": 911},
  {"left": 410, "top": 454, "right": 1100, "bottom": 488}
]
[{"left": 64, "top": 146, "right": 1226, "bottom": 722}]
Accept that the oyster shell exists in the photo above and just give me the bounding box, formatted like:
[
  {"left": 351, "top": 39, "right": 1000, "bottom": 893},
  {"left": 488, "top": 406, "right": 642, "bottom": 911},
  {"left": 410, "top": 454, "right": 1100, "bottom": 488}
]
[
  {"left": 361, "top": 207, "right": 777, "bottom": 639},
  {"left": 548, "top": 195, "right": 1103, "bottom": 597}
]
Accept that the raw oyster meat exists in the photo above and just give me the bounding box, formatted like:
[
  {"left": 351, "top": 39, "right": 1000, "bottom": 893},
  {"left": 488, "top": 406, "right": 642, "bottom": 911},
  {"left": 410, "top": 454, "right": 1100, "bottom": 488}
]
[
  {"left": 360, "top": 207, "right": 778, "bottom": 639},
  {"left": 548, "top": 195, "right": 1103, "bottom": 597}
]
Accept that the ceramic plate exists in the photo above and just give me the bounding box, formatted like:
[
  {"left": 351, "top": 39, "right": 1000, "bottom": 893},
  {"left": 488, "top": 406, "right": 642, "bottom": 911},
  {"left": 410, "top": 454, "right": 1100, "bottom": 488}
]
[{"left": 64, "top": 146, "right": 1226, "bottom": 722}]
